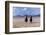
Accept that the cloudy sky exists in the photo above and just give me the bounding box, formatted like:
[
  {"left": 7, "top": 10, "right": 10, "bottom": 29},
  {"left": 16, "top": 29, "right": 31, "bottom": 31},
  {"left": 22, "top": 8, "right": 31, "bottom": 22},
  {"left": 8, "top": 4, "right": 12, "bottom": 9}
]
[{"left": 13, "top": 7, "right": 40, "bottom": 16}]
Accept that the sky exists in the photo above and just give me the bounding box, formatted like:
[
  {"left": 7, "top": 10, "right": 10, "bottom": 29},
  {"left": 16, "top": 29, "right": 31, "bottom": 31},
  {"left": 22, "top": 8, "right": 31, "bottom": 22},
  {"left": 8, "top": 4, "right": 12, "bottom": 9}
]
[{"left": 13, "top": 7, "right": 40, "bottom": 16}]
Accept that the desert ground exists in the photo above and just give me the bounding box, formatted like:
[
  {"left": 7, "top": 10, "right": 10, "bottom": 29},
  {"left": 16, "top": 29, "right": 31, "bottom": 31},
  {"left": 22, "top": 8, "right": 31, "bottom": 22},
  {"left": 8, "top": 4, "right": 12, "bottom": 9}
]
[{"left": 13, "top": 16, "right": 40, "bottom": 28}]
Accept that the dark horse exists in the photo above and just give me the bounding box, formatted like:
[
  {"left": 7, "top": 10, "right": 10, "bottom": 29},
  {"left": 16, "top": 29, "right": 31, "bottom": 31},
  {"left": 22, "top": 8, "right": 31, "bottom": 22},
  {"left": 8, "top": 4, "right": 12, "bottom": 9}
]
[{"left": 25, "top": 15, "right": 28, "bottom": 22}]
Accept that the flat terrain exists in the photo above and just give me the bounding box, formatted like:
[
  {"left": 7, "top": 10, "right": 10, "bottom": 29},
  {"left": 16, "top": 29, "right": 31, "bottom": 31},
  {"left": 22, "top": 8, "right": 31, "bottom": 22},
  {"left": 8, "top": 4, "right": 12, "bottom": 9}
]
[{"left": 13, "top": 16, "right": 40, "bottom": 28}]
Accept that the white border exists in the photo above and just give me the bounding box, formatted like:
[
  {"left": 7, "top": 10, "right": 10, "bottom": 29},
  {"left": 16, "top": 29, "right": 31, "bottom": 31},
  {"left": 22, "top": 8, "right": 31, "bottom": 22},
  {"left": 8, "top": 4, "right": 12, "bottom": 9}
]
[{"left": 9, "top": 3, "right": 43, "bottom": 32}]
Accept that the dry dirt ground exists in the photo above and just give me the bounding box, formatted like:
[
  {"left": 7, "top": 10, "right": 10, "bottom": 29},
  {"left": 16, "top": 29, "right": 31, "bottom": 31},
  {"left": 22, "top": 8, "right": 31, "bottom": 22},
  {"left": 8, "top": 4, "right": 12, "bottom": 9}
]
[{"left": 13, "top": 16, "right": 40, "bottom": 28}]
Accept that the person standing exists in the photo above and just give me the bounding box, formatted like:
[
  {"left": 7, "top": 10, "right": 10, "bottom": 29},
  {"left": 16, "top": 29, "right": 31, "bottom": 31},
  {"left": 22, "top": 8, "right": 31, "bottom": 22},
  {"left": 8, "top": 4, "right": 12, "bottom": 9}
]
[
  {"left": 30, "top": 16, "right": 32, "bottom": 23},
  {"left": 25, "top": 15, "right": 28, "bottom": 22}
]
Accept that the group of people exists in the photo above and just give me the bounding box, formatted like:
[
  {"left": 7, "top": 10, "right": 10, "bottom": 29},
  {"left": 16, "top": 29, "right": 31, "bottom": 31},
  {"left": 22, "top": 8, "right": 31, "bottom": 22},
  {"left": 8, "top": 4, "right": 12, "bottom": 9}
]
[{"left": 25, "top": 15, "right": 32, "bottom": 23}]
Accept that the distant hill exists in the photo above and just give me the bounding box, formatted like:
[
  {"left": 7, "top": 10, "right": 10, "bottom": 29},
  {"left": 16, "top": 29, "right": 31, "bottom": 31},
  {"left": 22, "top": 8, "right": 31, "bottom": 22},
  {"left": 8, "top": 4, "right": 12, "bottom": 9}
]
[{"left": 13, "top": 15, "right": 40, "bottom": 17}]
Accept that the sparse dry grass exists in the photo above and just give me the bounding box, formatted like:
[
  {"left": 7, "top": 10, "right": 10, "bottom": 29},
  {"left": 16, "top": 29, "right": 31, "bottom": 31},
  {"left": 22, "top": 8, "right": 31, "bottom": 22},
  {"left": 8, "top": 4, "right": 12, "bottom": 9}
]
[{"left": 13, "top": 16, "right": 40, "bottom": 28}]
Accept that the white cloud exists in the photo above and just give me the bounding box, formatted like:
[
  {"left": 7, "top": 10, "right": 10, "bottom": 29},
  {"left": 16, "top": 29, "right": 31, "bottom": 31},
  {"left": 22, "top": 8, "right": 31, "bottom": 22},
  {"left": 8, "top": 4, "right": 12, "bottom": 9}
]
[{"left": 23, "top": 8, "right": 27, "bottom": 10}]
